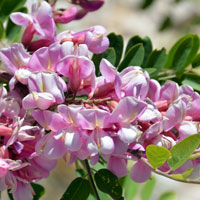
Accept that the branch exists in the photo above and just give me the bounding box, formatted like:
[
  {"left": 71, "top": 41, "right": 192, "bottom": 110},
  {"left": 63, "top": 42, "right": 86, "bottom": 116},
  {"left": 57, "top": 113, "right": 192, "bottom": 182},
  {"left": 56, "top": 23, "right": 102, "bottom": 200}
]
[
  {"left": 84, "top": 160, "right": 101, "bottom": 200},
  {"left": 66, "top": 97, "right": 111, "bottom": 105},
  {"left": 140, "top": 157, "right": 200, "bottom": 184}
]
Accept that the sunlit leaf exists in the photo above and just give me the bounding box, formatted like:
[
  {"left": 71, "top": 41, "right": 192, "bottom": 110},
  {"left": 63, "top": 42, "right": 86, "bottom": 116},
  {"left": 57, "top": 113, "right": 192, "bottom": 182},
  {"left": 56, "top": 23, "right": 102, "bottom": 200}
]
[
  {"left": 146, "top": 145, "right": 171, "bottom": 169},
  {"left": 171, "top": 168, "right": 193, "bottom": 180},
  {"left": 168, "top": 133, "right": 200, "bottom": 170}
]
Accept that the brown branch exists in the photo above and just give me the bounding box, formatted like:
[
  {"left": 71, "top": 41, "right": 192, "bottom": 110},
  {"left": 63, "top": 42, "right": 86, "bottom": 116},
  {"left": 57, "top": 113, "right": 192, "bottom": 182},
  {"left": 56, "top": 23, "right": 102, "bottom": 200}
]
[{"left": 65, "top": 97, "right": 111, "bottom": 105}]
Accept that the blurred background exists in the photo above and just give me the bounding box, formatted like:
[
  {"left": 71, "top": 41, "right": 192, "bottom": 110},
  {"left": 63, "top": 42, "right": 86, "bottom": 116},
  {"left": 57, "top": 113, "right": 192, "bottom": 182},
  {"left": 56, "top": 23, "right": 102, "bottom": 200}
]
[{"left": 2, "top": 0, "right": 200, "bottom": 199}]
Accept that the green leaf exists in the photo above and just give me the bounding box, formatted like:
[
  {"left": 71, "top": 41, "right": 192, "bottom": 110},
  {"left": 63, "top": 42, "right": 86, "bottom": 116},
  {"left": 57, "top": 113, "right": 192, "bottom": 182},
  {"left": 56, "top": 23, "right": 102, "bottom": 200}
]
[
  {"left": 182, "top": 73, "right": 200, "bottom": 92},
  {"left": 118, "top": 44, "right": 144, "bottom": 72},
  {"left": 141, "top": 177, "right": 156, "bottom": 200},
  {"left": 146, "top": 145, "right": 171, "bottom": 169},
  {"left": 125, "top": 36, "right": 152, "bottom": 67},
  {"left": 144, "top": 68, "right": 157, "bottom": 75},
  {"left": 165, "top": 34, "right": 199, "bottom": 76},
  {"left": 7, "top": 190, "right": 14, "bottom": 200},
  {"left": 108, "top": 33, "right": 124, "bottom": 66},
  {"left": 159, "top": 16, "right": 172, "bottom": 32},
  {"left": 76, "top": 169, "right": 87, "bottom": 177},
  {"left": 6, "top": 7, "right": 27, "bottom": 41},
  {"left": 141, "top": 0, "right": 154, "bottom": 9},
  {"left": 172, "top": 37, "right": 193, "bottom": 75},
  {"left": 192, "top": 53, "right": 200, "bottom": 67},
  {"left": 145, "top": 48, "right": 167, "bottom": 77},
  {"left": 0, "top": 20, "right": 4, "bottom": 39},
  {"left": 31, "top": 183, "right": 45, "bottom": 200},
  {"left": 88, "top": 188, "right": 111, "bottom": 200},
  {"left": 184, "top": 35, "right": 199, "bottom": 67},
  {"left": 158, "top": 191, "right": 176, "bottom": 200},
  {"left": 168, "top": 133, "right": 200, "bottom": 170},
  {"left": 171, "top": 168, "right": 193, "bottom": 180},
  {"left": 92, "top": 47, "right": 116, "bottom": 76},
  {"left": 0, "top": 0, "right": 26, "bottom": 22},
  {"left": 60, "top": 177, "right": 90, "bottom": 200},
  {"left": 123, "top": 175, "right": 139, "bottom": 200},
  {"left": 94, "top": 169, "right": 123, "bottom": 199}
]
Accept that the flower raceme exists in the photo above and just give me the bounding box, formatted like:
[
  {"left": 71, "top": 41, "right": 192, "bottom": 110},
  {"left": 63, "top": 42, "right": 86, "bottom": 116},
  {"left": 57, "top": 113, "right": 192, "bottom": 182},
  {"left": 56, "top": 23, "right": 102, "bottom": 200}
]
[{"left": 1, "top": 0, "right": 200, "bottom": 199}]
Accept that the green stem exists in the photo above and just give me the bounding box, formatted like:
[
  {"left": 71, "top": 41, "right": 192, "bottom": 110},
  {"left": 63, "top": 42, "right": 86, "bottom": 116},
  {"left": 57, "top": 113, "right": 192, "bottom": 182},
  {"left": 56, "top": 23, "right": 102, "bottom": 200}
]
[{"left": 84, "top": 160, "right": 101, "bottom": 200}]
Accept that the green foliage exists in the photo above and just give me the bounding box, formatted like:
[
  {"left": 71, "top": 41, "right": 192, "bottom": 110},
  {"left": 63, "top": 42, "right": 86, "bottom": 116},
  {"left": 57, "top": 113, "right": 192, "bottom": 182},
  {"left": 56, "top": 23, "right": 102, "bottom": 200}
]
[
  {"left": 31, "top": 183, "right": 45, "bottom": 200},
  {"left": 92, "top": 47, "right": 116, "bottom": 76},
  {"left": 118, "top": 43, "right": 144, "bottom": 72},
  {"left": 0, "top": 0, "right": 26, "bottom": 22},
  {"left": 141, "top": 0, "right": 155, "bottom": 9},
  {"left": 6, "top": 7, "right": 27, "bottom": 41},
  {"left": 171, "top": 168, "right": 193, "bottom": 180},
  {"left": 7, "top": 190, "right": 14, "bottom": 200},
  {"left": 192, "top": 54, "right": 200, "bottom": 67},
  {"left": 108, "top": 33, "right": 124, "bottom": 66},
  {"left": 94, "top": 169, "right": 123, "bottom": 199},
  {"left": 125, "top": 35, "right": 152, "bottom": 67},
  {"left": 0, "top": 20, "right": 4, "bottom": 39},
  {"left": 145, "top": 48, "right": 167, "bottom": 77},
  {"left": 182, "top": 73, "right": 200, "bottom": 92},
  {"left": 122, "top": 175, "right": 139, "bottom": 200},
  {"left": 159, "top": 16, "right": 172, "bottom": 32},
  {"left": 141, "top": 177, "right": 156, "bottom": 200},
  {"left": 158, "top": 192, "right": 176, "bottom": 200},
  {"left": 146, "top": 145, "right": 171, "bottom": 169},
  {"left": 165, "top": 34, "right": 199, "bottom": 76},
  {"left": 168, "top": 133, "right": 200, "bottom": 170},
  {"left": 60, "top": 177, "right": 90, "bottom": 200}
]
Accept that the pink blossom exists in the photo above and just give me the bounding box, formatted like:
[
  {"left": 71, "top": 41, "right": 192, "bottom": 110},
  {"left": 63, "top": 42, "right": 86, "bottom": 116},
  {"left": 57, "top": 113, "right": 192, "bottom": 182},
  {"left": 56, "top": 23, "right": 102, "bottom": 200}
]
[
  {"left": 57, "top": 25, "right": 109, "bottom": 54},
  {"left": 10, "top": 1, "right": 56, "bottom": 48}
]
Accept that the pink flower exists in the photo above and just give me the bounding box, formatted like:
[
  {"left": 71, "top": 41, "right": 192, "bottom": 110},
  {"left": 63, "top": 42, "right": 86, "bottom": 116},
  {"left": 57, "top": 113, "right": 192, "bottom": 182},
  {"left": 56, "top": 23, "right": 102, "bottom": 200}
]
[
  {"left": 57, "top": 26, "right": 109, "bottom": 54},
  {"left": 0, "top": 43, "right": 30, "bottom": 75},
  {"left": 130, "top": 160, "right": 151, "bottom": 183},
  {"left": 0, "top": 158, "right": 10, "bottom": 178},
  {"left": 57, "top": 52, "right": 95, "bottom": 95},
  {"left": 53, "top": 6, "right": 79, "bottom": 24},
  {"left": 10, "top": 1, "right": 56, "bottom": 48},
  {"left": 94, "top": 59, "right": 121, "bottom": 99},
  {"left": 120, "top": 67, "right": 150, "bottom": 99},
  {"left": 78, "top": 108, "right": 114, "bottom": 156},
  {"left": 108, "top": 97, "right": 147, "bottom": 144},
  {"left": 23, "top": 72, "right": 66, "bottom": 110}
]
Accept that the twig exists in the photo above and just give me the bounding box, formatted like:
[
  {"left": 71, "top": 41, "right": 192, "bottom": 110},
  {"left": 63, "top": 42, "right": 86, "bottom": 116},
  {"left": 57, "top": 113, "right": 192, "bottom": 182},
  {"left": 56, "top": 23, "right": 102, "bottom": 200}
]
[
  {"left": 66, "top": 97, "right": 111, "bottom": 105},
  {"left": 84, "top": 160, "right": 101, "bottom": 200},
  {"left": 140, "top": 157, "right": 200, "bottom": 184},
  {"left": 158, "top": 74, "right": 176, "bottom": 80}
]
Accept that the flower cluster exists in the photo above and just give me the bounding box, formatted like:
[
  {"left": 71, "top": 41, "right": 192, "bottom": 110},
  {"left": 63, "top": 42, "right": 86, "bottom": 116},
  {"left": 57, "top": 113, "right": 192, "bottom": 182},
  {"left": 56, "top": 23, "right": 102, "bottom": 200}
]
[{"left": 1, "top": 0, "right": 200, "bottom": 199}]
